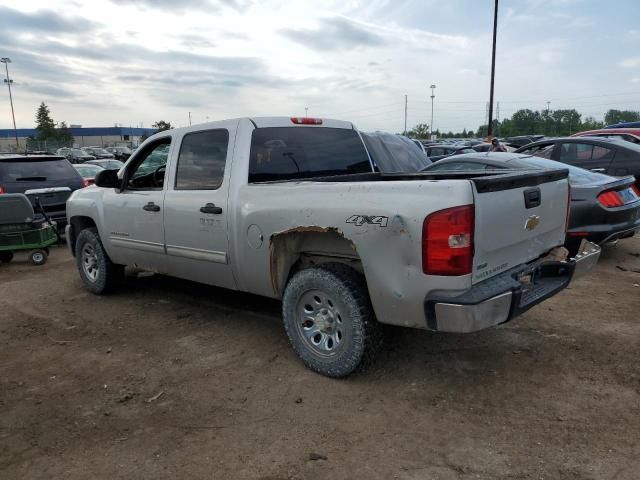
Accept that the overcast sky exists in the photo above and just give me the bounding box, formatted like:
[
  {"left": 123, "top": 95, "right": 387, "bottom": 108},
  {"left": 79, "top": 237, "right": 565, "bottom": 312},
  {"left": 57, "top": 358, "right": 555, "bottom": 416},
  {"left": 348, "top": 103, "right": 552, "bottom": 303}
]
[{"left": 0, "top": 0, "right": 639, "bottom": 133}]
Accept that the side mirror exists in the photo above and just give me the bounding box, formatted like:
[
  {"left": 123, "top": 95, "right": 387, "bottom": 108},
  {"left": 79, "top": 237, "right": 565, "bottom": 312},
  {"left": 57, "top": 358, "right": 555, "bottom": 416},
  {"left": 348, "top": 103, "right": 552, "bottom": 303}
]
[{"left": 95, "top": 169, "right": 122, "bottom": 189}]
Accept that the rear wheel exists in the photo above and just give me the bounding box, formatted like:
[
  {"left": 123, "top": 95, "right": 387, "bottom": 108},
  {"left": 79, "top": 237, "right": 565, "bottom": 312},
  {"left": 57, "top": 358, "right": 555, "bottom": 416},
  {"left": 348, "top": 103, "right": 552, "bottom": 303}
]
[
  {"left": 30, "top": 249, "right": 48, "bottom": 266},
  {"left": 75, "top": 227, "right": 124, "bottom": 294},
  {"left": 282, "top": 263, "right": 383, "bottom": 377},
  {"left": 0, "top": 251, "right": 14, "bottom": 263}
]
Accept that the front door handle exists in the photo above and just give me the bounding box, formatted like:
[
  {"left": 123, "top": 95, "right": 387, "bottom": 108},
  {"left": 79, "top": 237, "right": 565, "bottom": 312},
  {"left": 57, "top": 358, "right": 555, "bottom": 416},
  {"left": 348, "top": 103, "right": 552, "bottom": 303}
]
[
  {"left": 591, "top": 168, "right": 606, "bottom": 172},
  {"left": 143, "top": 202, "right": 161, "bottom": 212},
  {"left": 200, "top": 203, "right": 223, "bottom": 214}
]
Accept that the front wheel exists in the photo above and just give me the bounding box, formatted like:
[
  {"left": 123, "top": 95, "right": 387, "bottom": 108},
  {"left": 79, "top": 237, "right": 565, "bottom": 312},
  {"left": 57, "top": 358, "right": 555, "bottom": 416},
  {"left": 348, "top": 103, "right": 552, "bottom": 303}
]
[
  {"left": 282, "top": 263, "right": 383, "bottom": 377},
  {"left": 75, "top": 227, "right": 124, "bottom": 294}
]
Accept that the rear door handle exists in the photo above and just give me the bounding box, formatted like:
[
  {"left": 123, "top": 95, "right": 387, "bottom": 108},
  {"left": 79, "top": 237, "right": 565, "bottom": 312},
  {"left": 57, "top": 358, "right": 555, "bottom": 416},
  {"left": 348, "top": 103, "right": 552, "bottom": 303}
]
[
  {"left": 143, "top": 202, "right": 161, "bottom": 212},
  {"left": 591, "top": 168, "right": 606, "bottom": 172},
  {"left": 200, "top": 203, "right": 223, "bottom": 214}
]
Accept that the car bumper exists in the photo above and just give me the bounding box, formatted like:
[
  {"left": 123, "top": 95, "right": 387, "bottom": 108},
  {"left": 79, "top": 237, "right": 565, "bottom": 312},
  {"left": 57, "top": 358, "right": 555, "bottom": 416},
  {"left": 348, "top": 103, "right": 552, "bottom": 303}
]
[
  {"left": 568, "top": 214, "right": 640, "bottom": 244},
  {"left": 424, "top": 242, "right": 601, "bottom": 333}
]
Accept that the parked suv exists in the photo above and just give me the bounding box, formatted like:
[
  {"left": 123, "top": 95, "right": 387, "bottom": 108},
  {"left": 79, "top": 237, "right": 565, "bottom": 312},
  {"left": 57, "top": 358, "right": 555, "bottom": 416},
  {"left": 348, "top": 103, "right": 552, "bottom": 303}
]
[{"left": 0, "top": 155, "right": 85, "bottom": 228}]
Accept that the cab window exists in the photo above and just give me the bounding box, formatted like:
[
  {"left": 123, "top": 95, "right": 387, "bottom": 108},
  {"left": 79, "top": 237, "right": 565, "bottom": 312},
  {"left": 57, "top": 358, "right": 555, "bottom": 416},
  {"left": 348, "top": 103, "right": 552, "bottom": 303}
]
[
  {"left": 175, "top": 129, "right": 229, "bottom": 190},
  {"left": 126, "top": 139, "right": 171, "bottom": 189}
]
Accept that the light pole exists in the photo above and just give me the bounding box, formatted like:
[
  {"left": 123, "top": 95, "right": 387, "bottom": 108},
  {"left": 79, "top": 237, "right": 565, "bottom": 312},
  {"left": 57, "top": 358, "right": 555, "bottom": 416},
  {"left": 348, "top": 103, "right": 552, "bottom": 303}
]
[
  {"left": 546, "top": 101, "right": 551, "bottom": 114},
  {"left": 1, "top": 58, "right": 19, "bottom": 151},
  {"left": 429, "top": 84, "right": 436, "bottom": 139},
  {"left": 486, "top": 0, "right": 499, "bottom": 141}
]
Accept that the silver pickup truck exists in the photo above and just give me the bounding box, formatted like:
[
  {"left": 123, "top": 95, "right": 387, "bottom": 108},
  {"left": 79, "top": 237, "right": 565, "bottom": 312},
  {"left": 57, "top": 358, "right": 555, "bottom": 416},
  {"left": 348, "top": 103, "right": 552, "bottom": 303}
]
[{"left": 66, "top": 117, "right": 600, "bottom": 377}]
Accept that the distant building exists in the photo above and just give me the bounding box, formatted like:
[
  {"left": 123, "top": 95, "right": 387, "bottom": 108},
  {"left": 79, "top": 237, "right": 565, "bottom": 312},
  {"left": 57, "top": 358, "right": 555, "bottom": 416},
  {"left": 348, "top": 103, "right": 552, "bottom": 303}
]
[{"left": 0, "top": 126, "right": 158, "bottom": 152}]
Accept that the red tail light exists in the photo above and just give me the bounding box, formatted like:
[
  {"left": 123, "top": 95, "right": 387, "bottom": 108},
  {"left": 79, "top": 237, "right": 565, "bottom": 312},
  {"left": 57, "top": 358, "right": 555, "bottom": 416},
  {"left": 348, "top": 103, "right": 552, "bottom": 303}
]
[
  {"left": 291, "top": 117, "right": 322, "bottom": 125},
  {"left": 0, "top": 185, "right": 4, "bottom": 194},
  {"left": 632, "top": 184, "right": 640, "bottom": 197},
  {"left": 597, "top": 190, "right": 624, "bottom": 208},
  {"left": 422, "top": 205, "right": 474, "bottom": 276},
  {"left": 82, "top": 178, "right": 91, "bottom": 188}
]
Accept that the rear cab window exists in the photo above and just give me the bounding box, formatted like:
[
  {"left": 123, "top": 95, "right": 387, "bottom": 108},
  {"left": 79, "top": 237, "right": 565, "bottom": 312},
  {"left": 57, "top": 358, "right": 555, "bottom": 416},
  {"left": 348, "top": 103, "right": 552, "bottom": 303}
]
[{"left": 248, "top": 127, "right": 372, "bottom": 183}]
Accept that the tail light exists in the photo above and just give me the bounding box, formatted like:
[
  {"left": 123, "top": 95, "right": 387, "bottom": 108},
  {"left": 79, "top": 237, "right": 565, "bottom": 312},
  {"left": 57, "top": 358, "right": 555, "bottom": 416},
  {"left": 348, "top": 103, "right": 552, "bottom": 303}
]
[
  {"left": 422, "top": 205, "right": 474, "bottom": 276},
  {"left": 82, "top": 178, "right": 91, "bottom": 188},
  {"left": 632, "top": 184, "right": 640, "bottom": 197},
  {"left": 291, "top": 117, "right": 322, "bottom": 125},
  {"left": 0, "top": 185, "right": 4, "bottom": 194},
  {"left": 597, "top": 190, "right": 624, "bottom": 208}
]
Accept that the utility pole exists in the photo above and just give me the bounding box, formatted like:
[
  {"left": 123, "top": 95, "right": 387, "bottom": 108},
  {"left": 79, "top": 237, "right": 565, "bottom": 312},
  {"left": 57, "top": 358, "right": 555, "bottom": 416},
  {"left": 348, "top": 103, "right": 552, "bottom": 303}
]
[
  {"left": 429, "top": 84, "right": 436, "bottom": 139},
  {"left": 486, "top": 0, "right": 499, "bottom": 141},
  {"left": 1, "top": 58, "right": 19, "bottom": 151},
  {"left": 546, "top": 101, "right": 551, "bottom": 114},
  {"left": 404, "top": 94, "right": 408, "bottom": 136},
  {"left": 188, "top": 111, "right": 192, "bottom": 126}
]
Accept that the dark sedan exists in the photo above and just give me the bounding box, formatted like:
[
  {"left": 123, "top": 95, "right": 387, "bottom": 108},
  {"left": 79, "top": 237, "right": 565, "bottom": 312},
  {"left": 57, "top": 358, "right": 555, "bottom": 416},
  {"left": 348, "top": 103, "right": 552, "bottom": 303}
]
[
  {"left": 514, "top": 137, "right": 640, "bottom": 186},
  {"left": 424, "top": 152, "right": 640, "bottom": 253},
  {"left": 425, "top": 144, "right": 475, "bottom": 161}
]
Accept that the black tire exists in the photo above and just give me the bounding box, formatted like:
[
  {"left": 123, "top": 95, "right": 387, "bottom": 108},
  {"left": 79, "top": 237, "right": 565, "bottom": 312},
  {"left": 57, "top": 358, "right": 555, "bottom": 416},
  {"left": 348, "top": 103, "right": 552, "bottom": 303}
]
[
  {"left": 30, "top": 249, "right": 48, "bottom": 266},
  {"left": 0, "top": 251, "right": 14, "bottom": 263},
  {"left": 75, "top": 227, "right": 124, "bottom": 294},
  {"left": 282, "top": 263, "right": 383, "bottom": 377}
]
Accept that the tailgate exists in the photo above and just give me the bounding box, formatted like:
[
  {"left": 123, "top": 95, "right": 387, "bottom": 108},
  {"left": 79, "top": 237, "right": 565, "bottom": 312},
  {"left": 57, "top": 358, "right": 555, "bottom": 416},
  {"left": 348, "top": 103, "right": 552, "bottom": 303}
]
[{"left": 471, "top": 169, "right": 569, "bottom": 284}]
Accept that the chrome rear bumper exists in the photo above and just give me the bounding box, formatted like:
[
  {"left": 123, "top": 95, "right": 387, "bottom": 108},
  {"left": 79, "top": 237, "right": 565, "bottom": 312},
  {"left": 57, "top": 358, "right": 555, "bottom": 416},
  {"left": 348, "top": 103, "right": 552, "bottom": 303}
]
[{"left": 426, "top": 241, "right": 601, "bottom": 333}]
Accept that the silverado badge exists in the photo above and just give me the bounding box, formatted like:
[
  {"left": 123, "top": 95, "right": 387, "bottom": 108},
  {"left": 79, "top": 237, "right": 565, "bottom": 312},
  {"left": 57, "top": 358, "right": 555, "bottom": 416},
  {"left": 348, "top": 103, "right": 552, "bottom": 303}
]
[{"left": 524, "top": 215, "right": 541, "bottom": 231}]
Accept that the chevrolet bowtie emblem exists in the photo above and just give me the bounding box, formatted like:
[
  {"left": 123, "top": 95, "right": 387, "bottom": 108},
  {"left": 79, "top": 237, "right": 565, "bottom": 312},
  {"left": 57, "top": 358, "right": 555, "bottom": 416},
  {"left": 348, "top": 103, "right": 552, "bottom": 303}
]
[{"left": 525, "top": 215, "right": 541, "bottom": 231}]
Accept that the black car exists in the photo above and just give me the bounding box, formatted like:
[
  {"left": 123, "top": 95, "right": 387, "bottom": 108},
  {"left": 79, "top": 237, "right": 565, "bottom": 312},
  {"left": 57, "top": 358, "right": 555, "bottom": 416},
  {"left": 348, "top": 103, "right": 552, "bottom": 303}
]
[
  {"left": 82, "top": 147, "right": 115, "bottom": 159},
  {"left": 424, "top": 152, "right": 640, "bottom": 253},
  {"left": 106, "top": 146, "right": 132, "bottom": 161},
  {"left": 425, "top": 144, "right": 475, "bottom": 161},
  {"left": 0, "top": 155, "right": 85, "bottom": 228},
  {"left": 504, "top": 135, "right": 545, "bottom": 148},
  {"left": 514, "top": 137, "right": 640, "bottom": 185}
]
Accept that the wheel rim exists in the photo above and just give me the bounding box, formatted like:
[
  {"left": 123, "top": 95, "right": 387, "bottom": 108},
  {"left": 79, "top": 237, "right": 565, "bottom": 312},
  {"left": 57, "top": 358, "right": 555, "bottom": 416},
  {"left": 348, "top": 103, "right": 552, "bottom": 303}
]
[
  {"left": 296, "top": 289, "right": 346, "bottom": 357},
  {"left": 81, "top": 244, "right": 99, "bottom": 282},
  {"left": 32, "top": 252, "right": 44, "bottom": 263}
]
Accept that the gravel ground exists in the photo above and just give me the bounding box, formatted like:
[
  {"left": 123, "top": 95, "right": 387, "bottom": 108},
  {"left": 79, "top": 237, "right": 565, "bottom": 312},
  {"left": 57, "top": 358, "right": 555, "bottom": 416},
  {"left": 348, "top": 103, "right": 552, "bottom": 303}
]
[{"left": 1, "top": 238, "right": 639, "bottom": 479}]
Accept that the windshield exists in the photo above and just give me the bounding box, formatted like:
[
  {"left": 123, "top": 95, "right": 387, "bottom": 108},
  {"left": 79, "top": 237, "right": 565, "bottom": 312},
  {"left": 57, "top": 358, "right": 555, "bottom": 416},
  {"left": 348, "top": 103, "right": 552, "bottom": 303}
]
[
  {"left": 507, "top": 156, "right": 611, "bottom": 185},
  {"left": 92, "top": 148, "right": 110, "bottom": 155},
  {"left": 362, "top": 132, "right": 431, "bottom": 173},
  {"left": 71, "top": 149, "right": 92, "bottom": 157},
  {"left": 0, "top": 159, "right": 79, "bottom": 182}
]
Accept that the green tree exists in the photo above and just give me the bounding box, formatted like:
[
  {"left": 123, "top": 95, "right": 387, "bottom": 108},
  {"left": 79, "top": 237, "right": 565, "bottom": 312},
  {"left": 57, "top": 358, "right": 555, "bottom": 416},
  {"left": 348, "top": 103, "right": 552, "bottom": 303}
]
[
  {"left": 407, "top": 123, "right": 430, "bottom": 139},
  {"left": 604, "top": 109, "right": 640, "bottom": 125},
  {"left": 35, "top": 102, "right": 57, "bottom": 141},
  {"left": 153, "top": 120, "right": 173, "bottom": 131},
  {"left": 582, "top": 116, "right": 604, "bottom": 131},
  {"left": 56, "top": 121, "right": 74, "bottom": 146}
]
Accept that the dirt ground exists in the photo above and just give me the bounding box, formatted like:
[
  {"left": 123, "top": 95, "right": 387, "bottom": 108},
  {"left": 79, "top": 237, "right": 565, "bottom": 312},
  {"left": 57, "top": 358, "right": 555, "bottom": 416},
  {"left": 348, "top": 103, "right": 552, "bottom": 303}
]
[{"left": 1, "top": 238, "right": 639, "bottom": 480}]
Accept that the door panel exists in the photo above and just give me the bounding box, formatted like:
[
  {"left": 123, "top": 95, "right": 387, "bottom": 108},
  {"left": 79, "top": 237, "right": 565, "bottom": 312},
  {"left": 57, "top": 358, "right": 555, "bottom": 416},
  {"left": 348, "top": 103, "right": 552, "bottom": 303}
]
[
  {"left": 163, "top": 127, "right": 236, "bottom": 290},
  {"left": 102, "top": 137, "right": 172, "bottom": 272}
]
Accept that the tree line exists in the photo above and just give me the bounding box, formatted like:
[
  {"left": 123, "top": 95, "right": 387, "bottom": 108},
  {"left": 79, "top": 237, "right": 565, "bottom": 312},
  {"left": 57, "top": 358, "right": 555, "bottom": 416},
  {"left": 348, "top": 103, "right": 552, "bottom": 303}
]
[{"left": 406, "top": 108, "right": 640, "bottom": 139}]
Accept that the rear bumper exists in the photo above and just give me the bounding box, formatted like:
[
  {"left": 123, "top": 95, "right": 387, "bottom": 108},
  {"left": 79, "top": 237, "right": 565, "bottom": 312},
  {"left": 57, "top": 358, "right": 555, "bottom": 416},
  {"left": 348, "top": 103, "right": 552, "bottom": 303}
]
[
  {"left": 568, "top": 216, "right": 640, "bottom": 244},
  {"left": 424, "top": 242, "right": 601, "bottom": 333}
]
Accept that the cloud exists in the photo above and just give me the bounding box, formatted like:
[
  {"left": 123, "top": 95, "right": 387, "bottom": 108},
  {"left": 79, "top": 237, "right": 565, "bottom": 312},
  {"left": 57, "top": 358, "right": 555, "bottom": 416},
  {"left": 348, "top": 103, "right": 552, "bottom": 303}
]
[
  {"left": 107, "top": 0, "right": 249, "bottom": 11},
  {"left": 281, "top": 16, "right": 386, "bottom": 51},
  {"left": 620, "top": 58, "right": 640, "bottom": 68},
  {"left": 0, "top": 5, "right": 100, "bottom": 34}
]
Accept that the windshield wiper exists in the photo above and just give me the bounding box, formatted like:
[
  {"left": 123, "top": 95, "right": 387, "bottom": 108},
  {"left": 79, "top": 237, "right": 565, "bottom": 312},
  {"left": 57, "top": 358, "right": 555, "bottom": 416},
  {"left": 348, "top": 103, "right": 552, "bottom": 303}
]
[{"left": 16, "top": 176, "right": 47, "bottom": 181}]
